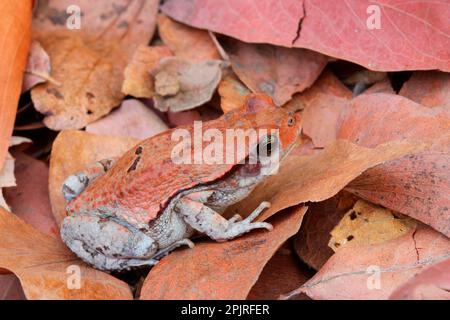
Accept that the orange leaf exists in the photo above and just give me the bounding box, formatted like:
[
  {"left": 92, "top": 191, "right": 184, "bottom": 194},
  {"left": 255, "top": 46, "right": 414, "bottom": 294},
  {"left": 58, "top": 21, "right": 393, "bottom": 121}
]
[
  {"left": 0, "top": 207, "right": 132, "bottom": 299},
  {"left": 285, "top": 224, "right": 450, "bottom": 300},
  {"left": 140, "top": 206, "right": 307, "bottom": 300},
  {"left": 0, "top": 0, "right": 32, "bottom": 170}
]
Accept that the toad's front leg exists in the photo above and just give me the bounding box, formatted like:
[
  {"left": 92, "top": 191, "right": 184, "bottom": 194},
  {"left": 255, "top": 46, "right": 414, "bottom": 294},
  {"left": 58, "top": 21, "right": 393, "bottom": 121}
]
[{"left": 175, "top": 191, "right": 273, "bottom": 241}]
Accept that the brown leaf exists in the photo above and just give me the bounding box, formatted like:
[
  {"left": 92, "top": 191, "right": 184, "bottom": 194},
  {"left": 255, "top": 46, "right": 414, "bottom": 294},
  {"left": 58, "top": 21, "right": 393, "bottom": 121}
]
[
  {"left": 0, "top": 0, "right": 32, "bottom": 171},
  {"left": 121, "top": 45, "right": 173, "bottom": 98},
  {"left": 285, "top": 224, "right": 450, "bottom": 300},
  {"left": 390, "top": 258, "right": 450, "bottom": 300},
  {"left": 338, "top": 93, "right": 450, "bottom": 147},
  {"left": 218, "top": 71, "right": 250, "bottom": 113},
  {"left": 294, "top": 191, "right": 357, "bottom": 270},
  {"left": 31, "top": 0, "right": 159, "bottom": 130},
  {"left": 346, "top": 135, "right": 450, "bottom": 238},
  {"left": 22, "top": 40, "right": 52, "bottom": 92},
  {"left": 49, "top": 130, "right": 138, "bottom": 225},
  {"left": 152, "top": 57, "right": 225, "bottom": 112},
  {"left": 302, "top": 94, "right": 348, "bottom": 148},
  {"left": 4, "top": 151, "right": 59, "bottom": 237},
  {"left": 362, "top": 78, "right": 394, "bottom": 95},
  {"left": 157, "top": 13, "right": 220, "bottom": 61},
  {"left": 0, "top": 137, "right": 32, "bottom": 210},
  {"left": 228, "top": 138, "right": 430, "bottom": 222},
  {"left": 140, "top": 206, "right": 307, "bottom": 300},
  {"left": 328, "top": 200, "right": 416, "bottom": 251},
  {"left": 0, "top": 275, "right": 26, "bottom": 300},
  {"left": 337, "top": 94, "right": 450, "bottom": 236},
  {"left": 247, "top": 244, "right": 312, "bottom": 300},
  {"left": 0, "top": 207, "right": 132, "bottom": 299},
  {"left": 86, "top": 99, "right": 168, "bottom": 140},
  {"left": 223, "top": 39, "right": 328, "bottom": 106},
  {"left": 399, "top": 71, "right": 450, "bottom": 108}
]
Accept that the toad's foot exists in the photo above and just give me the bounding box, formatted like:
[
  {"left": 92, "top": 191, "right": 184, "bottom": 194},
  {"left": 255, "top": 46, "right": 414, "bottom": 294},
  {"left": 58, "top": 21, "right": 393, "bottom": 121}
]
[
  {"left": 177, "top": 192, "right": 273, "bottom": 242},
  {"left": 62, "top": 158, "right": 116, "bottom": 201}
]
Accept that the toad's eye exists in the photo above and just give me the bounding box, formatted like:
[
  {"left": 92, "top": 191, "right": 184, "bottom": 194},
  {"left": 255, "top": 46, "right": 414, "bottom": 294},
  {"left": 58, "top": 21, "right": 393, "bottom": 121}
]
[
  {"left": 287, "top": 117, "right": 295, "bottom": 126},
  {"left": 258, "top": 134, "right": 278, "bottom": 157}
]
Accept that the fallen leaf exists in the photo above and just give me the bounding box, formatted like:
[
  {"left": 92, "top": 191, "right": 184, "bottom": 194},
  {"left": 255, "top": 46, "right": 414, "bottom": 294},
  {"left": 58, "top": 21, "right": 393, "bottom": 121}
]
[
  {"left": 337, "top": 94, "right": 450, "bottom": 236},
  {"left": 0, "top": 0, "right": 32, "bottom": 171},
  {"left": 140, "top": 206, "right": 307, "bottom": 300},
  {"left": 152, "top": 57, "right": 225, "bottom": 112},
  {"left": 31, "top": 0, "right": 159, "bottom": 130},
  {"left": 86, "top": 99, "right": 168, "bottom": 140},
  {"left": 218, "top": 71, "right": 250, "bottom": 113},
  {"left": 157, "top": 13, "right": 220, "bottom": 61},
  {"left": 49, "top": 130, "right": 138, "bottom": 225},
  {"left": 283, "top": 70, "right": 351, "bottom": 117},
  {"left": 285, "top": 224, "right": 450, "bottom": 300},
  {"left": 390, "top": 258, "right": 450, "bottom": 300},
  {"left": 222, "top": 39, "right": 327, "bottom": 106},
  {"left": 346, "top": 135, "right": 450, "bottom": 238},
  {"left": 338, "top": 93, "right": 450, "bottom": 147},
  {"left": 0, "top": 275, "right": 26, "bottom": 300},
  {"left": 361, "top": 78, "right": 394, "bottom": 95},
  {"left": 399, "top": 71, "right": 450, "bottom": 108},
  {"left": 228, "top": 138, "right": 430, "bottom": 222},
  {"left": 162, "top": 0, "right": 450, "bottom": 71},
  {"left": 0, "top": 137, "right": 32, "bottom": 210},
  {"left": 3, "top": 152, "right": 58, "bottom": 237},
  {"left": 247, "top": 244, "right": 312, "bottom": 300},
  {"left": 301, "top": 94, "right": 348, "bottom": 148},
  {"left": 0, "top": 207, "right": 133, "bottom": 299},
  {"left": 294, "top": 191, "right": 357, "bottom": 270},
  {"left": 167, "top": 109, "right": 201, "bottom": 127},
  {"left": 22, "top": 40, "right": 53, "bottom": 92},
  {"left": 328, "top": 200, "right": 416, "bottom": 251},
  {"left": 121, "top": 45, "right": 173, "bottom": 98}
]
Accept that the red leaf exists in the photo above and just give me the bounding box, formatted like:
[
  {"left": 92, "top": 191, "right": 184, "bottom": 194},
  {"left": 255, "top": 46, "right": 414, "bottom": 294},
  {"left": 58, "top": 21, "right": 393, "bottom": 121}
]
[
  {"left": 162, "top": 0, "right": 450, "bottom": 71},
  {"left": 390, "top": 258, "right": 450, "bottom": 300}
]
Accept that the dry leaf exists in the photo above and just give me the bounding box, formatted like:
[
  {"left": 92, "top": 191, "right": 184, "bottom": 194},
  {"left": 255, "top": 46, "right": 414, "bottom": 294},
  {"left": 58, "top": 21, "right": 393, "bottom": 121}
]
[
  {"left": 31, "top": 0, "right": 159, "bottom": 130},
  {"left": 140, "top": 206, "right": 307, "bottom": 300},
  {"left": 3, "top": 152, "right": 59, "bottom": 237},
  {"left": 390, "top": 258, "right": 450, "bottom": 300},
  {"left": 228, "top": 138, "right": 430, "bottom": 222},
  {"left": 49, "top": 130, "right": 138, "bottom": 225},
  {"left": 301, "top": 94, "right": 348, "bottom": 148},
  {"left": 0, "top": 0, "right": 32, "bottom": 171},
  {"left": 218, "top": 71, "right": 250, "bottom": 113},
  {"left": 362, "top": 78, "right": 394, "bottom": 95},
  {"left": 294, "top": 191, "right": 358, "bottom": 270},
  {"left": 157, "top": 13, "right": 220, "bottom": 61},
  {"left": 347, "top": 135, "right": 450, "bottom": 238},
  {"left": 22, "top": 40, "right": 52, "bottom": 92},
  {"left": 337, "top": 95, "right": 450, "bottom": 236},
  {"left": 152, "top": 57, "right": 225, "bottom": 112},
  {"left": 222, "top": 39, "right": 328, "bottom": 106},
  {"left": 167, "top": 109, "right": 201, "bottom": 127},
  {"left": 86, "top": 99, "right": 168, "bottom": 140},
  {"left": 0, "top": 275, "right": 26, "bottom": 300},
  {"left": 0, "top": 207, "right": 132, "bottom": 299},
  {"left": 247, "top": 245, "right": 312, "bottom": 300},
  {"left": 285, "top": 224, "right": 450, "bottom": 300},
  {"left": 338, "top": 93, "right": 450, "bottom": 147},
  {"left": 399, "top": 71, "right": 450, "bottom": 108},
  {"left": 162, "top": 0, "right": 450, "bottom": 71},
  {"left": 328, "top": 200, "right": 416, "bottom": 251},
  {"left": 121, "top": 45, "right": 173, "bottom": 98},
  {"left": 0, "top": 137, "right": 32, "bottom": 210}
]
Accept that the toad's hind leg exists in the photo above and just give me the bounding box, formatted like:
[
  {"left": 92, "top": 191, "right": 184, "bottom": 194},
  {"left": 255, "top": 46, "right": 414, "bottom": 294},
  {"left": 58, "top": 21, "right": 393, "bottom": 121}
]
[
  {"left": 176, "top": 191, "right": 273, "bottom": 241},
  {"left": 62, "top": 158, "right": 117, "bottom": 201}
]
